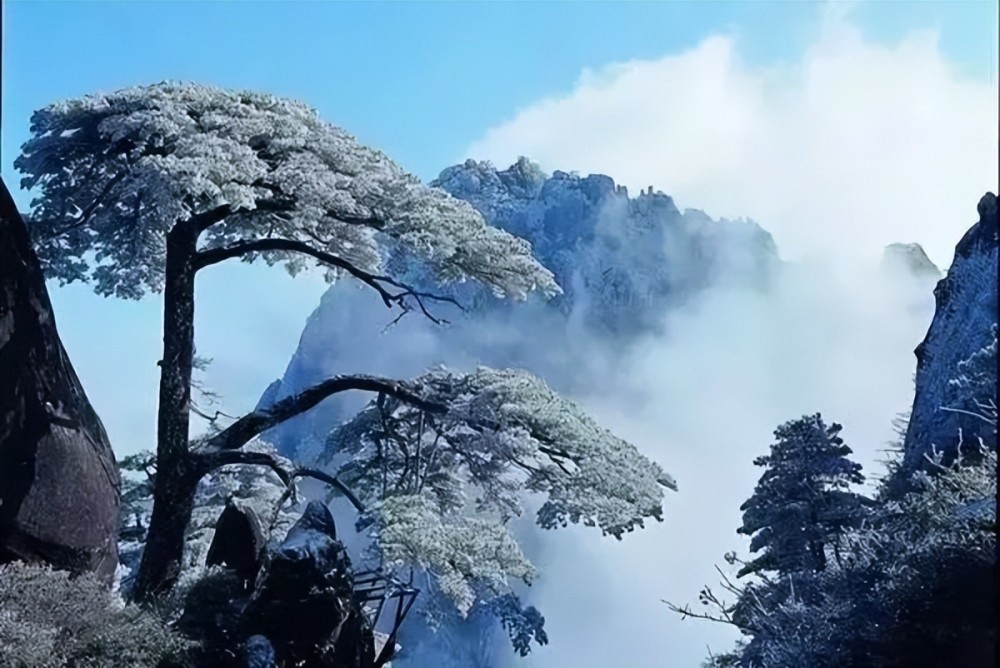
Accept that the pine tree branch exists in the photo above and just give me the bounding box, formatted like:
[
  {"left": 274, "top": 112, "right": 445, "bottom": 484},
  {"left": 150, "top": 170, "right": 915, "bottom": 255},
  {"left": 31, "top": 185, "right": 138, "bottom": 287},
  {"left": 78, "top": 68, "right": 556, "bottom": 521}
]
[
  {"left": 197, "top": 375, "right": 448, "bottom": 453},
  {"left": 193, "top": 451, "right": 367, "bottom": 514},
  {"left": 193, "top": 236, "right": 464, "bottom": 324}
]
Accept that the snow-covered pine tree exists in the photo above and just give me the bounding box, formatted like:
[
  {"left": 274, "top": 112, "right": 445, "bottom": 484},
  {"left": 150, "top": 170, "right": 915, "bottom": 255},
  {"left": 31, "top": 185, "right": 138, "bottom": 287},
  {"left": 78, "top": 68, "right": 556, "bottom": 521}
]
[
  {"left": 15, "top": 82, "right": 560, "bottom": 600},
  {"left": 323, "top": 365, "right": 676, "bottom": 655},
  {"left": 737, "top": 414, "right": 867, "bottom": 578}
]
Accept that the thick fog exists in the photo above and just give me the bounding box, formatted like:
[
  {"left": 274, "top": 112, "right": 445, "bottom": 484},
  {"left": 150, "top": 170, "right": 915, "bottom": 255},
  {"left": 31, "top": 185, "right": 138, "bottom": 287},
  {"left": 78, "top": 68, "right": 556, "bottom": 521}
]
[
  {"left": 225, "top": 208, "right": 937, "bottom": 666},
  {"left": 451, "top": 10, "right": 996, "bottom": 663},
  {"left": 506, "top": 261, "right": 935, "bottom": 668}
]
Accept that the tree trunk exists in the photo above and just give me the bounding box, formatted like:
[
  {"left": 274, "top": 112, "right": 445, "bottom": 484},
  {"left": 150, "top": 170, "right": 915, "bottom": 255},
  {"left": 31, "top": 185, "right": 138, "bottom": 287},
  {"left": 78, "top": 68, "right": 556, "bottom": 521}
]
[
  {"left": 132, "top": 223, "right": 200, "bottom": 600},
  {"left": 132, "top": 459, "right": 202, "bottom": 600},
  {"left": 0, "top": 177, "right": 121, "bottom": 580}
]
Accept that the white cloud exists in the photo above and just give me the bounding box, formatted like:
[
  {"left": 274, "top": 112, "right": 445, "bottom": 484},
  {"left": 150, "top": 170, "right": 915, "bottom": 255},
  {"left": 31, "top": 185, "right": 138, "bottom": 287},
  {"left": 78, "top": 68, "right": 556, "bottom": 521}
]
[
  {"left": 466, "top": 10, "right": 998, "bottom": 271},
  {"left": 458, "top": 8, "right": 996, "bottom": 667},
  {"left": 510, "top": 263, "right": 934, "bottom": 668}
]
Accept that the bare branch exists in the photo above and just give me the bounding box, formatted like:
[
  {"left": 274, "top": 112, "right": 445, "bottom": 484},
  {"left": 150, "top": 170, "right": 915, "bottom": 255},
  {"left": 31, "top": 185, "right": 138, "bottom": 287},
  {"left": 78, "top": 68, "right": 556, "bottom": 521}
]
[
  {"left": 193, "top": 237, "right": 464, "bottom": 324},
  {"left": 661, "top": 600, "right": 739, "bottom": 627},
  {"left": 292, "top": 468, "right": 367, "bottom": 514},
  {"left": 194, "top": 451, "right": 366, "bottom": 515},
  {"left": 940, "top": 405, "right": 998, "bottom": 425},
  {"left": 196, "top": 449, "right": 292, "bottom": 486},
  {"left": 198, "top": 374, "right": 448, "bottom": 453},
  {"left": 189, "top": 403, "right": 240, "bottom": 425}
]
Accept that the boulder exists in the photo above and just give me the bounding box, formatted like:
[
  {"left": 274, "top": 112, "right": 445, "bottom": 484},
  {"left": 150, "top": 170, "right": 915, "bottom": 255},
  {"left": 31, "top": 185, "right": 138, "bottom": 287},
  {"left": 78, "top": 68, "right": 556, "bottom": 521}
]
[
  {"left": 239, "top": 501, "right": 357, "bottom": 664},
  {"left": 206, "top": 499, "right": 266, "bottom": 589},
  {"left": 0, "top": 177, "right": 121, "bottom": 579}
]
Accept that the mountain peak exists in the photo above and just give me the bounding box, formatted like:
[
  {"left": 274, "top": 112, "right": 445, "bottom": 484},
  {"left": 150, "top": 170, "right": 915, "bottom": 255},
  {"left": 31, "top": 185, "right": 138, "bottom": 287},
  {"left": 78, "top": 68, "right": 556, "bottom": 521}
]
[{"left": 880, "top": 242, "right": 942, "bottom": 280}]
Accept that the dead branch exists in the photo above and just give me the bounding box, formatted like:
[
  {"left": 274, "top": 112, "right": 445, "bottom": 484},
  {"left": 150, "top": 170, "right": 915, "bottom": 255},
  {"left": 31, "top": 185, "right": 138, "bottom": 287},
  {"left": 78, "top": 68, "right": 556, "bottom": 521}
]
[{"left": 194, "top": 449, "right": 367, "bottom": 515}]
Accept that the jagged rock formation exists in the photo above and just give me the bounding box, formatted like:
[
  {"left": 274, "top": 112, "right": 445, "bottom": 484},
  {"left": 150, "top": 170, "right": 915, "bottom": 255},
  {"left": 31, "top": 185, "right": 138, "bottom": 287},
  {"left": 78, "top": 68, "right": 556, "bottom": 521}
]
[
  {"left": 260, "top": 159, "right": 781, "bottom": 459},
  {"left": 0, "top": 177, "right": 121, "bottom": 579},
  {"left": 881, "top": 242, "right": 942, "bottom": 281},
  {"left": 240, "top": 501, "right": 366, "bottom": 666},
  {"left": 205, "top": 499, "right": 267, "bottom": 590},
  {"left": 879, "top": 242, "right": 942, "bottom": 316},
  {"left": 903, "top": 192, "right": 998, "bottom": 472},
  {"left": 431, "top": 158, "right": 779, "bottom": 334}
]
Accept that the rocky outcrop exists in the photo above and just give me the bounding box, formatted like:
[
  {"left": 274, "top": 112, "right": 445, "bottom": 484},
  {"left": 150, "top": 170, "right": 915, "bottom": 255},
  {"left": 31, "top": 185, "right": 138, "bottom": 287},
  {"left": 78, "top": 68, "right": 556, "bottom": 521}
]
[
  {"left": 174, "top": 499, "right": 380, "bottom": 668},
  {"left": 881, "top": 242, "right": 942, "bottom": 281},
  {"left": 903, "top": 193, "right": 998, "bottom": 472},
  {"left": 0, "top": 177, "right": 121, "bottom": 579},
  {"left": 206, "top": 499, "right": 266, "bottom": 590},
  {"left": 240, "top": 501, "right": 375, "bottom": 668},
  {"left": 431, "top": 158, "right": 780, "bottom": 335}
]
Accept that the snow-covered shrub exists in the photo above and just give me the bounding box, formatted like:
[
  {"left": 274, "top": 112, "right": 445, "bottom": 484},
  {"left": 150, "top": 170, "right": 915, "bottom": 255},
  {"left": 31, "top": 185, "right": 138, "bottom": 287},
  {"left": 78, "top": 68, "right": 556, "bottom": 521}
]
[
  {"left": 0, "top": 562, "right": 190, "bottom": 667},
  {"left": 677, "top": 444, "right": 996, "bottom": 668}
]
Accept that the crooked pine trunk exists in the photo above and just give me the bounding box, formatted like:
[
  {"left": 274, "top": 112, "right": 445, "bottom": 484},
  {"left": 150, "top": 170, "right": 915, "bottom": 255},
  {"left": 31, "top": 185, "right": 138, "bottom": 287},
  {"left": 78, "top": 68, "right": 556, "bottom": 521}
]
[{"left": 132, "top": 223, "right": 202, "bottom": 601}]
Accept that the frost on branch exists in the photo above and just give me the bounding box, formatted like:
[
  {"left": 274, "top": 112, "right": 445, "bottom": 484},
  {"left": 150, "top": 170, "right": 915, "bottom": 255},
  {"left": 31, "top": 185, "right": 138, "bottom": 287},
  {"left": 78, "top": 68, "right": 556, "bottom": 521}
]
[
  {"left": 736, "top": 414, "right": 867, "bottom": 578},
  {"left": 324, "top": 366, "right": 673, "bottom": 621},
  {"left": 328, "top": 366, "right": 675, "bottom": 538},
  {"left": 376, "top": 495, "right": 535, "bottom": 617},
  {"left": 15, "top": 82, "right": 558, "bottom": 301},
  {"left": 324, "top": 366, "right": 672, "bottom": 653},
  {"left": 945, "top": 323, "right": 998, "bottom": 441}
]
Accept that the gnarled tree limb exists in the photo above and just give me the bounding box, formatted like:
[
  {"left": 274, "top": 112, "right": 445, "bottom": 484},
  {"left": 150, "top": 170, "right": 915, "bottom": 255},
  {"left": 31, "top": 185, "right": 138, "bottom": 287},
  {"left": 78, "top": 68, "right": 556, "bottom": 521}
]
[
  {"left": 198, "top": 374, "right": 448, "bottom": 453},
  {"left": 193, "top": 237, "right": 464, "bottom": 323},
  {"left": 197, "top": 448, "right": 368, "bottom": 515}
]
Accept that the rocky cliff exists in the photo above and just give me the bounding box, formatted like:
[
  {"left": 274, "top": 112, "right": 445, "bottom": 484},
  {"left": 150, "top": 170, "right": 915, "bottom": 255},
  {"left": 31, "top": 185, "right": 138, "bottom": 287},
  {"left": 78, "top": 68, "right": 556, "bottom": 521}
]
[
  {"left": 431, "top": 158, "right": 779, "bottom": 335},
  {"left": 0, "top": 178, "right": 121, "bottom": 579},
  {"left": 902, "top": 192, "right": 998, "bottom": 472},
  {"left": 880, "top": 242, "right": 942, "bottom": 281},
  {"left": 260, "top": 159, "right": 781, "bottom": 459}
]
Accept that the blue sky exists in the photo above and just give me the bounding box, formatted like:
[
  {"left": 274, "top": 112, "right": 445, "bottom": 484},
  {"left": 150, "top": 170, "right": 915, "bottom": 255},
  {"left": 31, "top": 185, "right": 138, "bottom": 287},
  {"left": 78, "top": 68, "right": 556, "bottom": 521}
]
[{"left": 3, "top": 0, "right": 996, "bottom": 190}]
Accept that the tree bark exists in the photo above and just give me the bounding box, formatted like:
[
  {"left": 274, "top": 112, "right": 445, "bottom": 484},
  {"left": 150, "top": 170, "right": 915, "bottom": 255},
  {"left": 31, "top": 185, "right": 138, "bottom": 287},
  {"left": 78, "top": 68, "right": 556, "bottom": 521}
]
[
  {"left": 0, "top": 177, "right": 121, "bottom": 580},
  {"left": 131, "top": 213, "right": 450, "bottom": 600},
  {"left": 132, "top": 222, "right": 200, "bottom": 601}
]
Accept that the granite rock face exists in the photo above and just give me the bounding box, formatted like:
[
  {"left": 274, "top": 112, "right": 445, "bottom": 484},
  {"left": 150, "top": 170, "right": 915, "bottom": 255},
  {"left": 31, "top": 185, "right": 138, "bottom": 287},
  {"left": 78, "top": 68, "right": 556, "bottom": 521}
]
[
  {"left": 902, "top": 193, "right": 998, "bottom": 472},
  {"left": 260, "top": 159, "right": 781, "bottom": 459},
  {"left": 240, "top": 501, "right": 368, "bottom": 667},
  {"left": 431, "top": 158, "right": 780, "bottom": 335},
  {"left": 205, "top": 499, "right": 267, "bottom": 590},
  {"left": 0, "top": 177, "right": 121, "bottom": 579}
]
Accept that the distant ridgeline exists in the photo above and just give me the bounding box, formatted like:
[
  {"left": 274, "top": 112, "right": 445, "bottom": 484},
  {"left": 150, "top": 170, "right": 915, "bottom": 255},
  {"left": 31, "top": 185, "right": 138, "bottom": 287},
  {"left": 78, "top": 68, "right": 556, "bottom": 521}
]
[
  {"left": 427, "top": 158, "right": 780, "bottom": 333},
  {"left": 258, "top": 158, "right": 780, "bottom": 460}
]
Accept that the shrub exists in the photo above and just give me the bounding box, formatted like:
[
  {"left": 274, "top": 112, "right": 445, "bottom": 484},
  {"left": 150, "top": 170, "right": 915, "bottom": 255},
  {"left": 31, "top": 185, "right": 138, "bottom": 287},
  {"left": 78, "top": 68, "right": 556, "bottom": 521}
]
[{"left": 0, "top": 561, "right": 191, "bottom": 668}]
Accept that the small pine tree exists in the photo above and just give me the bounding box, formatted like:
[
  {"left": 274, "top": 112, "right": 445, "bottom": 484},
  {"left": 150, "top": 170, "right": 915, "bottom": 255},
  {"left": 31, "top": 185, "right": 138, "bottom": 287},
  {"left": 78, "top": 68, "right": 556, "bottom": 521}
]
[{"left": 737, "top": 414, "right": 867, "bottom": 578}]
